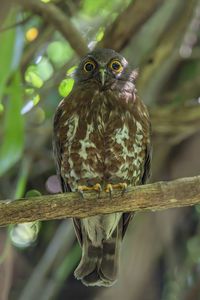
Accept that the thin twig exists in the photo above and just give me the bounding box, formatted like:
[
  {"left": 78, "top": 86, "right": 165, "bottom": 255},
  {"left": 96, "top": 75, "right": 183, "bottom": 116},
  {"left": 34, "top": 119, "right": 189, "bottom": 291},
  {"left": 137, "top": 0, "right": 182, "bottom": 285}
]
[{"left": 0, "top": 16, "right": 31, "bottom": 32}]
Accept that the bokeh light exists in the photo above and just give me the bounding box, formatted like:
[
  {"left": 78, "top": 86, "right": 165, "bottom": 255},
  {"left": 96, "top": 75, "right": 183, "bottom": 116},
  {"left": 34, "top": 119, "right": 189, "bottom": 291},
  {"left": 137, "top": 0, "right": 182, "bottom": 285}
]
[{"left": 26, "top": 28, "right": 39, "bottom": 42}]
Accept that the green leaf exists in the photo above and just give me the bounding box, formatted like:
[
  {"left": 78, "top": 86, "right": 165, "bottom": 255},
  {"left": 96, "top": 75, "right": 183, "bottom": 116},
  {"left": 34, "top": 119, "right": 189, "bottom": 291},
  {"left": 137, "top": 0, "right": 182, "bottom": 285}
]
[
  {"left": 25, "top": 66, "right": 43, "bottom": 88},
  {"left": 47, "top": 41, "right": 73, "bottom": 67},
  {"left": 96, "top": 27, "right": 105, "bottom": 42},
  {"left": 66, "top": 65, "right": 77, "bottom": 76},
  {"left": 82, "top": 0, "right": 113, "bottom": 15},
  {"left": 0, "top": 9, "right": 17, "bottom": 104},
  {"left": 0, "top": 70, "right": 24, "bottom": 176},
  {"left": 14, "top": 158, "right": 33, "bottom": 199},
  {"left": 0, "top": 104, "right": 4, "bottom": 112},
  {"left": 37, "top": 57, "right": 54, "bottom": 81},
  {"left": 25, "top": 189, "right": 42, "bottom": 198},
  {"left": 58, "top": 78, "right": 74, "bottom": 97}
]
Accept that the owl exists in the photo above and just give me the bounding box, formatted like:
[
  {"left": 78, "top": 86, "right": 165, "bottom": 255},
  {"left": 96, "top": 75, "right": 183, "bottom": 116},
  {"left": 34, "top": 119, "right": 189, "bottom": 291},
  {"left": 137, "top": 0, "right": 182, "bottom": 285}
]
[{"left": 53, "top": 48, "right": 151, "bottom": 287}]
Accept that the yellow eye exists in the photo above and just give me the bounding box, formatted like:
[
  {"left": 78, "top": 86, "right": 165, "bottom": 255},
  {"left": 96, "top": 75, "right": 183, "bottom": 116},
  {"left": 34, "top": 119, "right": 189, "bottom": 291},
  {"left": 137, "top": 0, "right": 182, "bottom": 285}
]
[
  {"left": 84, "top": 61, "right": 96, "bottom": 72},
  {"left": 110, "top": 60, "right": 122, "bottom": 72}
]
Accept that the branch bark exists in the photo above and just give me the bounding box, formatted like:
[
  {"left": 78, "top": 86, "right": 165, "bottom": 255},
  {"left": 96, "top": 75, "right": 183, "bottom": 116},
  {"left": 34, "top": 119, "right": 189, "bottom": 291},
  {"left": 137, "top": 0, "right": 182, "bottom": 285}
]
[
  {"left": 0, "top": 175, "right": 200, "bottom": 227},
  {"left": 98, "top": 0, "right": 164, "bottom": 51}
]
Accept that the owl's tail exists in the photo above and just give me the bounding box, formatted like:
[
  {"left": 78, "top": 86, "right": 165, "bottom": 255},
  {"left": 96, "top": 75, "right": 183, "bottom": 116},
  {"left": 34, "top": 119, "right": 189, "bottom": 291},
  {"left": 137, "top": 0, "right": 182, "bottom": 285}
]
[{"left": 74, "top": 225, "right": 122, "bottom": 287}]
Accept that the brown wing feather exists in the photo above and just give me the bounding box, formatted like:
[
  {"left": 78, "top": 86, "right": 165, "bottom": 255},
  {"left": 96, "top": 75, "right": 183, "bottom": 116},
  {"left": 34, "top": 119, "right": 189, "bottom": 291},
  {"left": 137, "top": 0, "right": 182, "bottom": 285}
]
[
  {"left": 122, "top": 119, "right": 152, "bottom": 238},
  {"left": 53, "top": 102, "right": 71, "bottom": 192},
  {"left": 53, "top": 99, "right": 83, "bottom": 245}
]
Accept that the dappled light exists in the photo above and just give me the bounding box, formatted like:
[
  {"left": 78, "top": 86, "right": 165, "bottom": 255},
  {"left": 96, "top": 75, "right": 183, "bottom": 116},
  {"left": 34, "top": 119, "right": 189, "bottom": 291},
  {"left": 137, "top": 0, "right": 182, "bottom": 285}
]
[{"left": 0, "top": 0, "right": 200, "bottom": 299}]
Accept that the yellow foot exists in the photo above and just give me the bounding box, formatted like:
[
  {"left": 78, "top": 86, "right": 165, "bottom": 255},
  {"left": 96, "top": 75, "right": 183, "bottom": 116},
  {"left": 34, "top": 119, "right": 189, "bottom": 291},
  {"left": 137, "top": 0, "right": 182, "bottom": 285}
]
[
  {"left": 78, "top": 184, "right": 102, "bottom": 199},
  {"left": 106, "top": 183, "right": 127, "bottom": 198}
]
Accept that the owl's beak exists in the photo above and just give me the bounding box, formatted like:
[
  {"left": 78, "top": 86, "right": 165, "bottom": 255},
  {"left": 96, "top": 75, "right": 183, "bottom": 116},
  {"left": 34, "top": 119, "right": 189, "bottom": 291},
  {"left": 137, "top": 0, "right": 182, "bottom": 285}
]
[{"left": 99, "top": 69, "right": 106, "bottom": 86}]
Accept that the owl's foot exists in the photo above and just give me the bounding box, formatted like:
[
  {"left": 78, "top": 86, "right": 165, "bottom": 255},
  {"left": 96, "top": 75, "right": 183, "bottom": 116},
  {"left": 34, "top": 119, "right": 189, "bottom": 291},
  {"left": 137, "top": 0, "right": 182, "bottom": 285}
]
[
  {"left": 106, "top": 183, "right": 127, "bottom": 199},
  {"left": 78, "top": 184, "right": 102, "bottom": 199}
]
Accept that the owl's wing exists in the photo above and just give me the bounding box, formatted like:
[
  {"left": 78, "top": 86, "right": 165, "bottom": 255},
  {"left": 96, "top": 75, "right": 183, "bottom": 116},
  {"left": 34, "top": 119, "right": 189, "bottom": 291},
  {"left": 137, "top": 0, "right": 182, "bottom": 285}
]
[
  {"left": 142, "top": 122, "right": 152, "bottom": 185},
  {"left": 53, "top": 102, "right": 71, "bottom": 193},
  {"left": 122, "top": 121, "right": 152, "bottom": 238},
  {"left": 53, "top": 100, "right": 83, "bottom": 245}
]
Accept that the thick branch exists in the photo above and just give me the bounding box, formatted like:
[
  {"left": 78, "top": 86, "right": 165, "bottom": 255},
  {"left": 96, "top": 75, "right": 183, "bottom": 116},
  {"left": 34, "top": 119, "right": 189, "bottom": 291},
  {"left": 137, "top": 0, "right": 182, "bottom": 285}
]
[
  {"left": 98, "top": 0, "right": 164, "bottom": 51},
  {"left": 17, "top": 0, "right": 89, "bottom": 57},
  {"left": 0, "top": 176, "right": 200, "bottom": 227}
]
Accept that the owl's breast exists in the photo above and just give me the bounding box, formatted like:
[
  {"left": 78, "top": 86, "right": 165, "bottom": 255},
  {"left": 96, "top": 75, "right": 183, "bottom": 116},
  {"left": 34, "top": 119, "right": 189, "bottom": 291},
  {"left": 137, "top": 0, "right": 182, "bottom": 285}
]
[{"left": 59, "top": 90, "right": 149, "bottom": 190}]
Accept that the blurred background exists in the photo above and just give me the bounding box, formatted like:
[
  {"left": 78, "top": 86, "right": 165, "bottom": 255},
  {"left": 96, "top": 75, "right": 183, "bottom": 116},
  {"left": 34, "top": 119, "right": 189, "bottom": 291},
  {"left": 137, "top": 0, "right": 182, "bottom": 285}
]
[{"left": 0, "top": 0, "right": 200, "bottom": 299}]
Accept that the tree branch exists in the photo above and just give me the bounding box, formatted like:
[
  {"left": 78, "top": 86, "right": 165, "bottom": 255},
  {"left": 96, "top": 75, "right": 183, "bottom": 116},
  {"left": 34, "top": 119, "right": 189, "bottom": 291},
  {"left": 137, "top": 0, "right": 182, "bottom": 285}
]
[
  {"left": 98, "top": 0, "right": 164, "bottom": 51},
  {"left": 151, "top": 104, "right": 200, "bottom": 144},
  {"left": 17, "top": 0, "right": 89, "bottom": 57},
  {"left": 0, "top": 175, "right": 200, "bottom": 227}
]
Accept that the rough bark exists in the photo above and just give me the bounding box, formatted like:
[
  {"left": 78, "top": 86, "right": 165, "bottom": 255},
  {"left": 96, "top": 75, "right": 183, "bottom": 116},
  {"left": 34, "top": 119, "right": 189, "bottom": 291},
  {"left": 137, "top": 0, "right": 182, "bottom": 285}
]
[{"left": 0, "top": 175, "right": 200, "bottom": 227}]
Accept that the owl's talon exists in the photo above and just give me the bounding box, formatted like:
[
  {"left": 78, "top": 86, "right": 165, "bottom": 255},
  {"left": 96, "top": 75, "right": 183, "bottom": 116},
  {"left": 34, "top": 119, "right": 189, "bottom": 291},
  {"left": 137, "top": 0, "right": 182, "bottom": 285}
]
[
  {"left": 97, "top": 184, "right": 102, "bottom": 198},
  {"left": 78, "top": 184, "right": 102, "bottom": 198},
  {"left": 106, "top": 183, "right": 127, "bottom": 197},
  {"left": 106, "top": 184, "right": 113, "bottom": 199},
  {"left": 78, "top": 187, "right": 84, "bottom": 199},
  {"left": 121, "top": 183, "right": 127, "bottom": 196}
]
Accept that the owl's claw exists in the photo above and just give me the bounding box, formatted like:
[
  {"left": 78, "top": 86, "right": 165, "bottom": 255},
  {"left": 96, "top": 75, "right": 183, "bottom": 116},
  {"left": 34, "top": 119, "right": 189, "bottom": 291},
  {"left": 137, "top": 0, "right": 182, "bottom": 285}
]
[
  {"left": 78, "top": 187, "right": 85, "bottom": 199},
  {"left": 121, "top": 183, "right": 127, "bottom": 196},
  {"left": 106, "top": 184, "right": 113, "bottom": 199},
  {"left": 78, "top": 184, "right": 102, "bottom": 199},
  {"left": 97, "top": 184, "right": 102, "bottom": 198},
  {"left": 106, "top": 183, "right": 127, "bottom": 197}
]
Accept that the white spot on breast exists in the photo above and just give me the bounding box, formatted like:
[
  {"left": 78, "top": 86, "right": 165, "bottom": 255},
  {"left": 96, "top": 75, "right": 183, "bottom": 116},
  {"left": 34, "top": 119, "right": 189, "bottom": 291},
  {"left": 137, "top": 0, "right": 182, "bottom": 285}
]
[
  {"left": 70, "top": 169, "right": 77, "bottom": 178},
  {"left": 136, "top": 121, "right": 142, "bottom": 131},
  {"left": 136, "top": 134, "right": 143, "bottom": 141},
  {"left": 64, "top": 115, "right": 79, "bottom": 144},
  {"left": 115, "top": 124, "right": 129, "bottom": 143},
  {"left": 79, "top": 124, "right": 96, "bottom": 160}
]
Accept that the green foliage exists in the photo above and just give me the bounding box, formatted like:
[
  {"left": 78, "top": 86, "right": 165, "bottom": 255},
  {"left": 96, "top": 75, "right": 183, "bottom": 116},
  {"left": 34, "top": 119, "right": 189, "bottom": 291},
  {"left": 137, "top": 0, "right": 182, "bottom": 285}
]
[
  {"left": 0, "top": 1, "right": 199, "bottom": 297},
  {"left": 25, "top": 189, "right": 42, "bottom": 198},
  {"left": 14, "top": 161, "right": 31, "bottom": 199},
  {"left": 25, "top": 65, "right": 44, "bottom": 88},
  {"left": 82, "top": 0, "right": 113, "bottom": 16},
  {"left": 0, "top": 70, "right": 24, "bottom": 176},
  {"left": 82, "top": 0, "right": 131, "bottom": 17},
  {"left": 37, "top": 57, "right": 54, "bottom": 81},
  {"left": 58, "top": 78, "right": 74, "bottom": 97},
  {"left": 66, "top": 65, "right": 77, "bottom": 76},
  {"left": 47, "top": 41, "right": 73, "bottom": 68},
  {"left": 96, "top": 27, "right": 105, "bottom": 42},
  {"left": 0, "top": 9, "right": 17, "bottom": 107}
]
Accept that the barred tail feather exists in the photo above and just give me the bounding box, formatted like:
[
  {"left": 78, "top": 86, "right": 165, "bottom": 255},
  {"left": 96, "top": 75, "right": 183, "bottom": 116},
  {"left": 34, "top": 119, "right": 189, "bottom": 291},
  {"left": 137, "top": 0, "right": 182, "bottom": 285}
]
[{"left": 74, "top": 224, "right": 122, "bottom": 287}]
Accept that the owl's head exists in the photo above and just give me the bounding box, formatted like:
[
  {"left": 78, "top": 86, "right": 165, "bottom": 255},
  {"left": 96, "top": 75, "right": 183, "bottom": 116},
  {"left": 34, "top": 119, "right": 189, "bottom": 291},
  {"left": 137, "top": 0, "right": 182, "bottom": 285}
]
[{"left": 74, "top": 48, "right": 137, "bottom": 89}]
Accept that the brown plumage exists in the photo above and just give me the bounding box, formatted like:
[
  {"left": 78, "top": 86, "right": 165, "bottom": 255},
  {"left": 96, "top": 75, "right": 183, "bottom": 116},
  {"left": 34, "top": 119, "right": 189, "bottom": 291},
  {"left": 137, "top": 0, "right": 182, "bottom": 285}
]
[{"left": 53, "top": 48, "right": 151, "bottom": 287}]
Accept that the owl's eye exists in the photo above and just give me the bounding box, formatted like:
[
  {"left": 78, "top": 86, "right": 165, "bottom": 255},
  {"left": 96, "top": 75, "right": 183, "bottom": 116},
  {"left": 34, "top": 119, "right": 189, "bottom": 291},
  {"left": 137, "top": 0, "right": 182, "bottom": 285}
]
[
  {"left": 110, "top": 60, "right": 122, "bottom": 72},
  {"left": 84, "top": 61, "right": 96, "bottom": 72}
]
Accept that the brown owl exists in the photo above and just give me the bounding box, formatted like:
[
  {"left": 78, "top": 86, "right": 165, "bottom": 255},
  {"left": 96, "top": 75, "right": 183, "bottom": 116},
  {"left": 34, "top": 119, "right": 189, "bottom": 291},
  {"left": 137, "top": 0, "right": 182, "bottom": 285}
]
[{"left": 53, "top": 48, "right": 151, "bottom": 287}]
